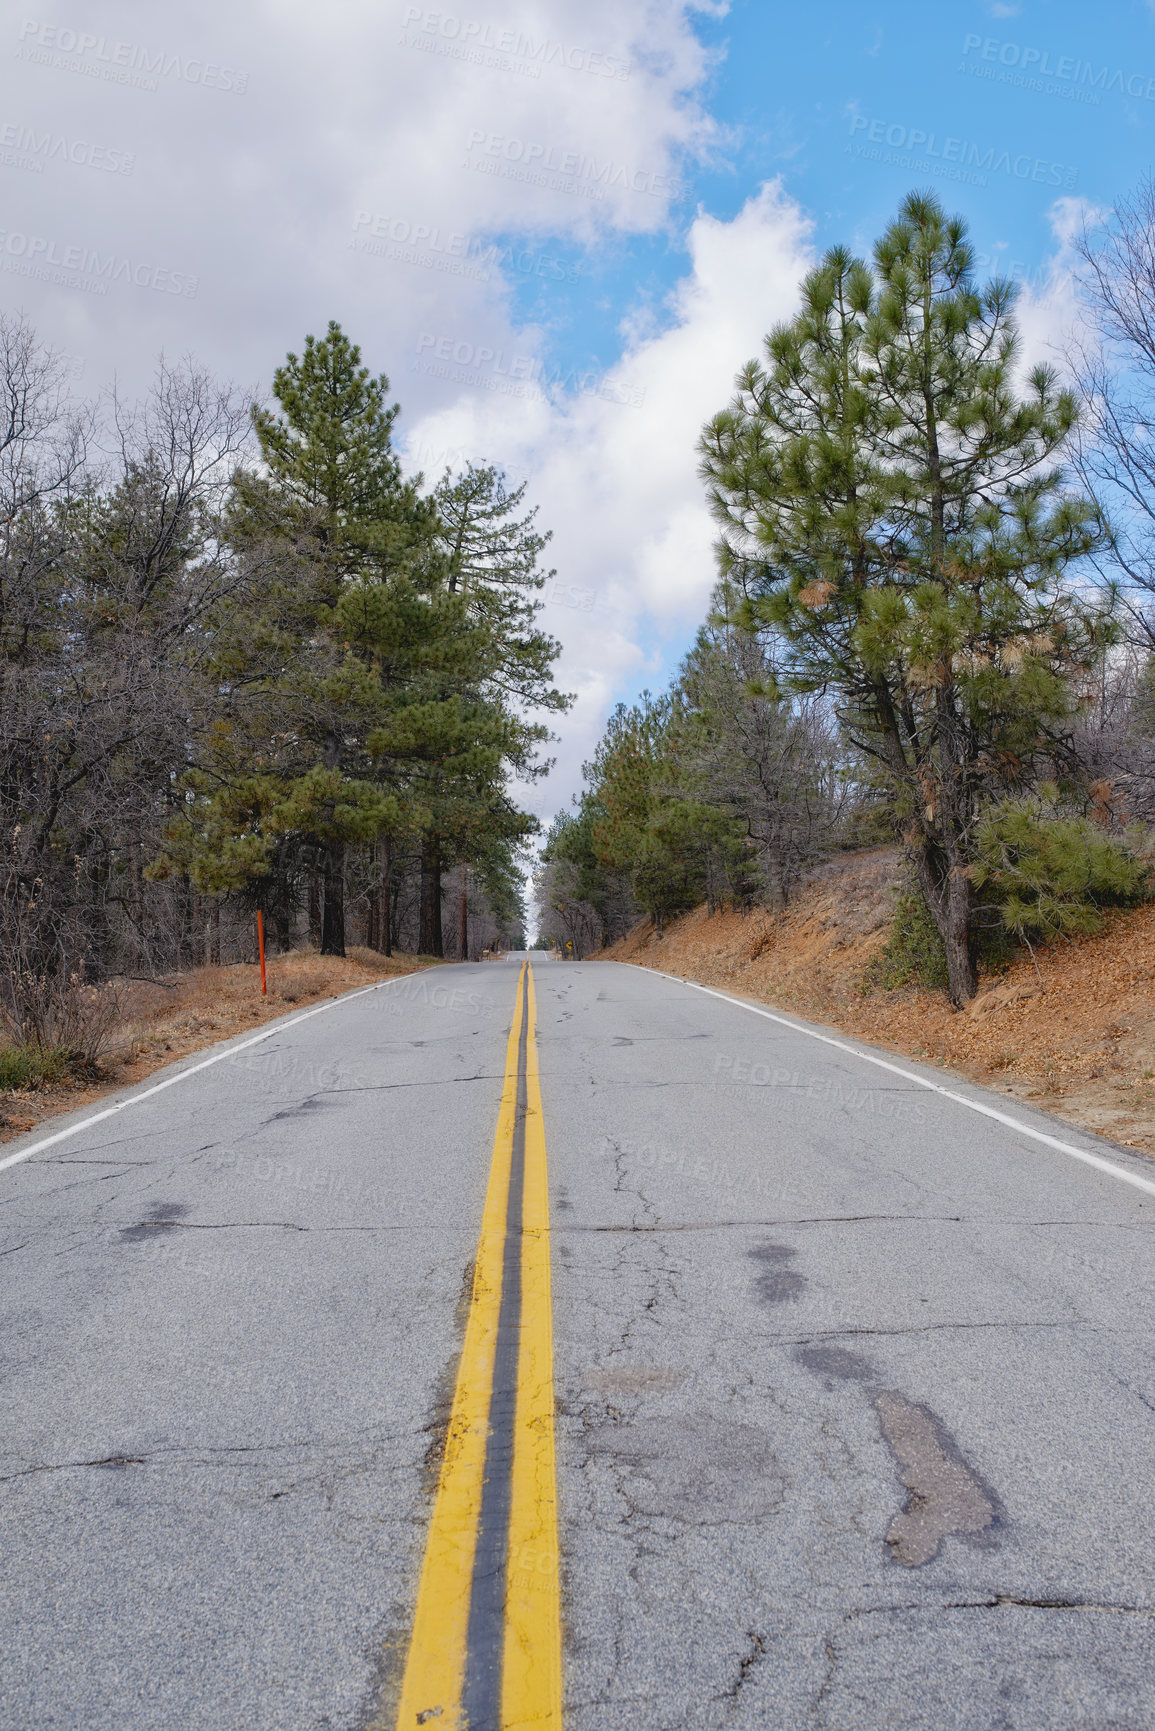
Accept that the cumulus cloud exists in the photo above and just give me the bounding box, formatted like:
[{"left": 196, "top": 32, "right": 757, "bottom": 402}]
[
  {"left": 404, "top": 180, "right": 815, "bottom": 816},
  {"left": 0, "top": 0, "right": 716, "bottom": 390},
  {"left": 1010, "top": 195, "right": 1101, "bottom": 377}
]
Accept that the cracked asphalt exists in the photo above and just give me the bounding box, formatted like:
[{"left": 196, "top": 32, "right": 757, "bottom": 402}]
[{"left": 2, "top": 956, "right": 1154, "bottom": 1728}]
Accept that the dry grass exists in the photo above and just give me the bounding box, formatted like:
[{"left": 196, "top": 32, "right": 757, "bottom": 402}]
[
  {"left": 603, "top": 847, "right": 1155, "bottom": 1158},
  {"left": 0, "top": 947, "right": 438, "bottom": 1145}
]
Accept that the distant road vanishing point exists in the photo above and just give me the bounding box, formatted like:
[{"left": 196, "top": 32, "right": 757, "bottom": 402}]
[{"left": 2, "top": 954, "right": 1153, "bottom": 1729}]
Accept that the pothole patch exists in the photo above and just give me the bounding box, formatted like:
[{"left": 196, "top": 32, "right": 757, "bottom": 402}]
[
  {"left": 119, "top": 1202, "right": 191, "bottom": 1243},
  {"left": 875, "top": 1391, "right": 997, "bottom": 1566},
  {"left": 584, "top": 1366, "right": 685, "bottom": 1393},
  {"left": 583, "top": 1414, "right": 784, "bottom": 1522}
]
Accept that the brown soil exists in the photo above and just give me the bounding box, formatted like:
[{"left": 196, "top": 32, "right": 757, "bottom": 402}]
[
  {"left": 602, "top": 847, "right": 1155, "bottom": 1158},
  {"left": 0, "top": 948, "right": 438, "bottom": 1146}
]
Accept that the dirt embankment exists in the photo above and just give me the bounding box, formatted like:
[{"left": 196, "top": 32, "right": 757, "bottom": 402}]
[
  {"left": 602, "top": 847, "right": 1155, "bottom": 1157},
  {"left": 0, "top": 948, "right": 437, "bottom": 1146}
]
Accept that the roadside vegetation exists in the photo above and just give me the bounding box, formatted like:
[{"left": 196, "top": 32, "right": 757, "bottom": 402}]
[
  {"left": 1, "top": 318, "right": 564, "bottom": 1091},
  {"left": 537, "top": 188, "right": 1155, "bottom": 1012},
  {"left": 0, "top": 948, "right": 437, "bottom": 1139}
]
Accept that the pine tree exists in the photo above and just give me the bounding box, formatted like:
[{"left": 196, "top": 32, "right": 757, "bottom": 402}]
[
  {"left": 434, "top": 463, "right": 566, "bottom": 706},
  {"left": 168, "top": 323, "right": 449, "bottom": 954},
  {"left": 162, "top": 330, "right": 565, "bottom": 962},
  {"left": 415, "top": 463, "right": 569, "bottom": 949},
  {"left": 415, "top": 460, "right": 567, "bottom": 948},
  {"left": 971, "top": 788, "right": 1148, "bottom": 942},
  {"left": 701, "top": 194, "right": 1109, "bottom": 1004}
]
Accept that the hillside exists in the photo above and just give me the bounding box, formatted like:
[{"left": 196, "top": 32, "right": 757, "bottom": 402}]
[{"left": 602, "top": 846, "right": 1155, "bottom": 1157}]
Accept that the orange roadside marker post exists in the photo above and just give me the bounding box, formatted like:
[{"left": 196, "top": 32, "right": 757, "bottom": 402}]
[{"left": 257, "top": 910, "right": 267, "bottom": 995}]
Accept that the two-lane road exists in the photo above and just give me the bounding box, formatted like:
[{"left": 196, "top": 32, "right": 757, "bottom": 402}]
[{"left": 1, "top": 957, "right": 1153, "bottom": 1728}]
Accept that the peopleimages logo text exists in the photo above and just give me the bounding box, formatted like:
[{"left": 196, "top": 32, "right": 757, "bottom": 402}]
[
  {"left": 16, "top": 20, "right": 248, "bottom": 92},
  {"left": 464, "top": 130, "right": 683, "bottom": 199},
  {"left": 847, "top": 117, "right": 1077, "bottom": 189},
  {"left": 400, "top": 7, "right": 629, "bottom": 78},
  {"left": 962, "top": 33, "right": 1155, "bottom": 100},
  {"left": 413, "top": 334, "right": 645, "bottom": 408},
  {"left": 0, "top": 230, "right": 198, "bottom": 295},
  {"left": 0, "top": 122, "right": 134, "bottom": 172},
  {"left": 350, "top": 212, "right": 585, "bottom": 283}
]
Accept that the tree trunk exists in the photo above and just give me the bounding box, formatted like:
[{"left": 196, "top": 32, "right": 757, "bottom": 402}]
[
  {"left": 874, "top": 684, "right": 977, "bottom": 1008},
  {"left": 931, "top": 689, "right": 977, "bottom": 1008},
  {"left": 308, "top": 867, "right": 322, "bottom": 948},
  {"left": 367, "top": 843, "right": 380, "bottom": 952},
  {"left": 207, "top": 900, "right": 220, "bottom": 967},
  {"left": 914, "top": 845, "right": 976, "bottom": 1008},
  {"left": 458, "top": 867, "right": 469, "bottom": 962},
  {"left": 942, "top": 861, "right": 976, "bottom": 1008},
  {"left": 419, "top": 836, "right": 443, "bottom": 957},
  {"left": 381, "top": 832, "right": 392, "bottom": 957},
  {"left": 369, "top": 834, "right": 393, "bottom": 956},
  {"left": 320, "top": 838, "right": 346, "bottom": 957}
]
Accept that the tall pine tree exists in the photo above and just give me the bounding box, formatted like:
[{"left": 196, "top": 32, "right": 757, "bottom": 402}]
[{"left": 701, "top": 194, "right": 1108, "bottom": 1004}]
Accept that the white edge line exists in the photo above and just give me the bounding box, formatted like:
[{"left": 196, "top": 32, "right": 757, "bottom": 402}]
[
  {"left": 637, "top": 965, "right": 1155, "bottom": 1203},
  {"left": 0, "top": 968, "right": 438, "bottom": 1177}
]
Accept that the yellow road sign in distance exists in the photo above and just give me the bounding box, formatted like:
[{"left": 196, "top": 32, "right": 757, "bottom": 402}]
[{"left": 395, "top": 961, "right": 562, "bottom": 1731}]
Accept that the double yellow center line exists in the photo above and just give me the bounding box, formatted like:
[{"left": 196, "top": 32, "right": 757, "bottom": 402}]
[{"left": 395, "top": 960, "right": 562, "bottom": 1731}]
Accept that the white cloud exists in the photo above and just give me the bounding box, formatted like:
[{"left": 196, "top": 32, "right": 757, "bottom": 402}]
[
  {"left": 1011, "top": 195, "right": 1099, "bottom": 375},
  {"left": 1, "top": 0, "right": 718, "bottom": 393},
  {"left": 404, "top": 180, "right": 815, "bottom": 816}
]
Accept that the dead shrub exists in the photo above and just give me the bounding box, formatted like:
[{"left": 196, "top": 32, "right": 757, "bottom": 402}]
[
  {"left": 270, "top": 965, "right": 330, "bottom": 1003},
  {"left": 0, "top": 969, "right": 122, "bottom": 1074}
]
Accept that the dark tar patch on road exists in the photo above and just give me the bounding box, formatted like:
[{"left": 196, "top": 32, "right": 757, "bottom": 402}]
[
  {"left": 749, "top": 1241, "right": 808, "bottom": 1304},
  {"left": 267, "top": 1096, "right": 339, "bottom": 1123},
  {"left": 118, "top": 1202, "right": 191, "bottom": 1242},
  {"left": 797, "top": 1343, "right": 874, "bottom": 1384}
]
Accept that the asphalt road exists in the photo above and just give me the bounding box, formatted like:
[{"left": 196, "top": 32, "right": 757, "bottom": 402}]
[{"left": 2, "top": 955, "right": 1154, "bottom": 1729}]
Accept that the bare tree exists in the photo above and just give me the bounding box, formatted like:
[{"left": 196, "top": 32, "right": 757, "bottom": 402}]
[
  {"left": 1072, "top": 646, "right": 1155, "bottom": 825},
  {"left": 1073, "top": 176, "right": 1155, "bottom": 648},
  {"left": 533, "top": 855, "right": 604, "bottom": 957},
  {"left": 0, "top": 342, "right": 254, "bottom": 1040},
  {"left": 677, "top": 614, "right": 853, "bottom": 907}
]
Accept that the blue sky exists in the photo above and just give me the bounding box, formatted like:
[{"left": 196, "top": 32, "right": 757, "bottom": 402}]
[
  {"left": 479, "top": 0, "right": 1155, "bottom": 720},
  {"left": 498, "top": 1, "right": 1155, "bottom": 366}
]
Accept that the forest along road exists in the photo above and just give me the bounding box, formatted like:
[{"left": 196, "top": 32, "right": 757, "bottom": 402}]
[{"left": 0, "top": 956, "right": 1154, "bottom": 1730}]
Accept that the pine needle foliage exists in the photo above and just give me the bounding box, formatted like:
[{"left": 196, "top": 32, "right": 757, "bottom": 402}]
[
  {"left": 971, "top": 792, "right": 1150, "bottom": 940},
  {"left": 867, "top": 881, "right": 951, "bottom": 991}
]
